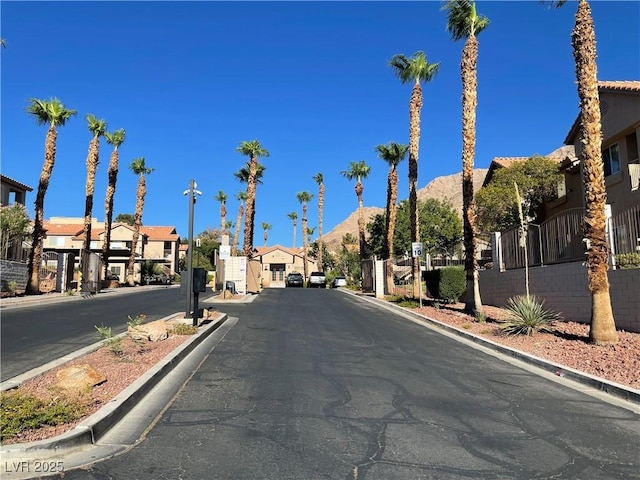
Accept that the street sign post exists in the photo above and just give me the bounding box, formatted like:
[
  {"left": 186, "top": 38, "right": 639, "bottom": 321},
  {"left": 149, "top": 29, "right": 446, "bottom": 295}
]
[{"left": 411, "top": 242, "right": 423, "bottom": 307}]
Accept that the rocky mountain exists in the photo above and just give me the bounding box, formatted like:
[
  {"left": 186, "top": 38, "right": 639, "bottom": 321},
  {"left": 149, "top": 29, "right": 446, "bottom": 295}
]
[{"left": 322, "top": 169, "right": 488, "bottom": 252}]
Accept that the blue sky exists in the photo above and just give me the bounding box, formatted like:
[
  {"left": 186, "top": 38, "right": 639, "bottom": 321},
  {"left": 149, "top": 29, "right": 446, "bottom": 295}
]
[{"left": 2, "top": 1, "right": 639, "bottom": 249}]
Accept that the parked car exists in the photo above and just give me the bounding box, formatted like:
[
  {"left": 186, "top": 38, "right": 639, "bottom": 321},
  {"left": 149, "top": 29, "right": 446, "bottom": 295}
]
[
  {"left": 308, "top": 271, "right": 327, "bottom": 288},
  {"left": 144, "top": 273, "right": 173, "bottom": 285},
  {"left": 286, "top": 272, "right": 304, "bottom": 287},
  {"left": 331, "top": 276, "right": 347, "bottom": 288}
]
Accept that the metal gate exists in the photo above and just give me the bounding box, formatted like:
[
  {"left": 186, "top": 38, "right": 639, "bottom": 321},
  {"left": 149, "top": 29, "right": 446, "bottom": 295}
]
[{"left": 39, "top": 251, "right": 59, "bottom": 293}]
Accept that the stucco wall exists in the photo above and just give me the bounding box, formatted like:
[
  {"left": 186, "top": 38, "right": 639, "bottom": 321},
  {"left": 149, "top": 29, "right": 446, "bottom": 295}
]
[{"left": 479, "top": 262, "right": 640, "bottom": 333}]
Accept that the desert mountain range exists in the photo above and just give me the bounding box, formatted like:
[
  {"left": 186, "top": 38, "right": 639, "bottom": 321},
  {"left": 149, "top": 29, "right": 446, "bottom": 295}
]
[{"left": 322, "top": 169, "right": 488, "bottom": 252}]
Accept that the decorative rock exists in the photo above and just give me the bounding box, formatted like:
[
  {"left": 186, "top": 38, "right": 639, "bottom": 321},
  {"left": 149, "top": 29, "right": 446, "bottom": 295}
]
[
  {"left": 223, "top": 290, "right": 233, "bottom": 299},
  {"left": 56, "top": 364, "right": 106, "bottom": 393},
  {"left": 128, "top": 319, "right": 168, "bottom": 342}
]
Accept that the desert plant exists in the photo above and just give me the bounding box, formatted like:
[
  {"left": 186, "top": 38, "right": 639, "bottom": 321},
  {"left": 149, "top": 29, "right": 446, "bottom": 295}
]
[
  {"left": 474, "top": 309, "right": 488, "bottom": 323},
  {"left": 171, "top": 323, "right": 198, "bottom": 335},
  {"left": 65, "top": 288, "right": 77, "bottom": 296},
  {"left": 0, "top": 390, "right": 84, "bottom": 441},
  {"left": 500, "top": 296, "right": 561, "bottom": 336},
  {"left": 95, "top": 324, "right": 123, "bottom": 355},
  {"left": 5, "top": 280, "right": 17, "bottom": 295},
  {"left": 615, "top": 253, "right": 640, "bottom": 270},
  {"left": 127, "top": 313, "right": 147, "bottom": 328}
]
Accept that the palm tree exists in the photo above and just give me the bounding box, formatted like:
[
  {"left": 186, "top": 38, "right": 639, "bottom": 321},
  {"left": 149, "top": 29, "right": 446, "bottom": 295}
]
[
  {"left": 547, "top": 0, "right": 617, "bottom": 344},
  {"left": 389, "top": 51, "right": 440, "bottom": 298},
  {"left": 215, "top": 190, "right": 228, "bottom": 235},
  {"left": 340, "top": 160, "right": 371, "bottom": 264},
  {"left": 102, "top": 129, "right": 126, "bottom": 277},
  {"left": 312, "top": 173, "right": 325, "bottom": 271},
  {"left": 232, "top": 191, "right": 248, "bottom": 256},
  {"left": 375, "top": 142, "right": 409, "bottom": 293},
  {"left": 25, "top": 98, "right": 77, "bottom": 294},
  {"left": 306, "top": 226, "right": 316, "bottom": 246},
  {"left": 236, "top": 140, "right": 269, "bottom": 256},
  {"left": 262, "top": 222, "right": 272, "bottom": 246},
  {"left": 0, "top": 38, "right": 6, "bottom": 48},
  {"left": 81, "top": 114, "right": 107, "bottom": 256},
  {"left": 297, "top": 191, "right": 314, "bottom": 281},
  {"left": 443, "top": 0, "right": 489, "bottom": 313},
  {"left": 287, "top": 211, "right": 298, "bottom": 249},
  {"left": 233, "top": 162, "right": 265, "bottom": 255},
  {"left": 126, "top": 157, "right": 154, "bottom": 286}
]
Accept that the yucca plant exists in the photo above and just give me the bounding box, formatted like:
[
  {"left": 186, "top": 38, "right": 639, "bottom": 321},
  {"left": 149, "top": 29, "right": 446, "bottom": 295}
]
[{"left": 501, "top": 295, "right": 561, "bottom": 336}]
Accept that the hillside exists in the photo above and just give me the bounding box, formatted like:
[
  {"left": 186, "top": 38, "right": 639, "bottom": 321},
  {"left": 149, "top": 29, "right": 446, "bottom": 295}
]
[{"left": 322, "top": 169, "right": 488, "bottom": 252}]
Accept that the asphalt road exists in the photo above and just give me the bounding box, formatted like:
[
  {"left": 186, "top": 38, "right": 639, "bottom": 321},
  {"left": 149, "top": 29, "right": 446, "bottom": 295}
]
[
  {"left": 48, "top": 288, "right": 639, "bottom": 480},
  {"left": 0, "top": 286, "right": 217, "bottom": 381}
]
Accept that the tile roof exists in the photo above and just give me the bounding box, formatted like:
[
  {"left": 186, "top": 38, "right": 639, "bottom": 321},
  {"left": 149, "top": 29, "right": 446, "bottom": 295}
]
[
  {"left": 598, "top": 80, "right": 640, "bottom": 92},
  {"left": 139, "top": 226, "right": 179, "bottom": 241},
  {"left": 1, "top": 174, "right": 33, "bottom": 191},
  {"left": 42, "top": 222, "right": 84, "bottom": 236}
]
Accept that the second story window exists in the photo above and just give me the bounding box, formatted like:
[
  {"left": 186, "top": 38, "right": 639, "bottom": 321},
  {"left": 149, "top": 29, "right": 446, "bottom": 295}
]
[
  {"left": 48, "top": 236, "right": 65, "bottom": 247},
  {"left": 603, "top": 143, "right": 620, "bottom": 177}
]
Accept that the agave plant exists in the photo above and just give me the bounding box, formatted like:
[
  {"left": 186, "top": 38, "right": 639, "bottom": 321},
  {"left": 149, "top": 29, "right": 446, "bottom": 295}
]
[{"left": 501, "top": 295, "right": 561, "bottom": 336}]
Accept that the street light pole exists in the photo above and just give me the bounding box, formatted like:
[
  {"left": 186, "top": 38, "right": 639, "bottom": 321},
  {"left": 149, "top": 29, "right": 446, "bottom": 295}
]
[{"left": 183, "top": 179, "right": 201, "bottom": 317}]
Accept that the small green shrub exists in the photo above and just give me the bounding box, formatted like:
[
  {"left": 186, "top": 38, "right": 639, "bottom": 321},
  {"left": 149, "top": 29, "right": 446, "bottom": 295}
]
[
  {"left": 0, "top": 391, "right": 84, "bottom": 441},
  {"left": 501, "top": 296, "right": 561, "bottom": 336},
  {"left": 474, "top": 309, "right": 488, "bottom": 323},
  {"left": 6, "top": 280, "right": 17, "bottom": 295},
  {"left": 95, "top": 324, "right": 123, "bottom": 355},
  {"left": 615, "top": 253, "right": 640, "bottom": 269},
  {"left": 398, "top": 298, "right": 420, "bottom": 308},
  {"left": 127, "top": 313, "right": 147, "bottom": 328},
  {"left": 171, "top": 323, "right": 198, "bottom": 335},
  {"left": 424, "top": 267, "right": 466, "bottom": 303}
]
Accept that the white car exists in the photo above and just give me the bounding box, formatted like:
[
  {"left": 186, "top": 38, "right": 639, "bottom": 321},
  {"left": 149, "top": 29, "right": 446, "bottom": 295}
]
[{"left": 331, "top": 276, "right": 347, "bottom": 288}]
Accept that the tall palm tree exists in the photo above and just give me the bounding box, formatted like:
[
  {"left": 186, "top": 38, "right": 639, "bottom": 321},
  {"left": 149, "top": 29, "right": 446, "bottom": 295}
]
[
  {"left": 340, "top": 160, "right": 371, "bottom": 264},
  {"left": 81, "top": 114, "right": 107, "bottom": 255},
  {"left": 262, "top": 222, "right": 272, "bottom": 246},
  {"left": 375, "top": 142, "right": 409, "bottom": 293},
  {"left": 547, "top": 0, "right": 617, "bottom": 344},
  {"left": 389, "top": 51, "right": 440, "bottom": 298},
  {"left": 312, "top": 173, "right": 325, "bottom": 271},
  {"left": 236, "top": 140, "right": 269, "bottom": 256},
  {"left": 215, "top": 190, "right": 228, "bottom": 236},
  {"left": 102, "top": 129, "right": 126, "bottom": 277},
  {"left": 232, "top": 191, "right": 248, "bottom": 256},
  {"left": 287, "top": 211, "right": 298, "bottom": 249},
  {"left": 306, "top": 226, "right": 316, "bottom": 246},
  {"left": 296, "top": 191, "right": 314, "bottom": 281},
  {"left": 126, "top": 157, "right": 154, "bottom": 286},
  {"left": 233, "top": 162, "right": 265, "bottom": 255},
  {"left": 443, "top": 0, "right": 489, "bottom": 313},
  {"left": 25, "top": 98, "right": 77, "bottom": 294}
]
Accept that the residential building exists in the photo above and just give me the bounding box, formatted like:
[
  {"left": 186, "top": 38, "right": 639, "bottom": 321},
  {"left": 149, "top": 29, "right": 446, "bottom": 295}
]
[
  {"left": 41, "top": 217, "right": 181, "bottom": 281},
  {"left": 1, "top": 174, "right": 33, "bottom": 262},
  {"left": 252, "top": 245, "right": 319, "bottom": 288}
]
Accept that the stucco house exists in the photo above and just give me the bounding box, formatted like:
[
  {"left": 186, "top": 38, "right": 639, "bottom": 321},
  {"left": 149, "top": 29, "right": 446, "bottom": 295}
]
[
  {"left": 0, "top": 174, "right": 33, "bottom": 262},
  {"left": 252, "top": 245, "right": 319, "bottom": 288},
  {"left": 42, "top": 217, "right": 181, "bottom": 281}
]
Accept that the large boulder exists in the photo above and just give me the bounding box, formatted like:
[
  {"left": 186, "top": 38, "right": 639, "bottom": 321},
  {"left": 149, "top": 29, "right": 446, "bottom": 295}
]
[
  {"left": 56, "top": 364, "right": 106, "bottom": 393},
  {"left": 128, "top": 319, "right": 168, "bottom": 342}
]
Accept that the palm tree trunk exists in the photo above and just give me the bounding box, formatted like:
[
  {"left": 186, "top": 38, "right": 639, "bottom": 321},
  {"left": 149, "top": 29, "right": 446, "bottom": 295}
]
[
  {"left": 103, "top": 148, "right": 119, "bottom": 277},
  {"left": 409, "top": 82, "right": 423, "bottom": 298},
  {"left": 127, "top": 177, "right": 146, "bottom": 286},
  {"left": 233, "top": 205, "right": 244, "bottom": 256},
  {"left": 302, "top": 206, "right": 308, "bottom": 281},
  {"left": 461, "top": 36, "right": 483, "bottom": 313},
  {"left": 27, "top": 124, "right": 57, "bottom": 294},
  {"left": 242, "top": 156, "right": 258, "bottom": 256},
  {"left": 318, "top": 185, "right": 324, "bottom": 271},
  {"left": 220, "top": 204, "right": 227, "bottom": 235},
  {"left": 572, "top": 0, "right": 617, "bottom": 344},
  {"left": 385, "top": 169, "right": 399, "bottom": 294},
  {"left": 83, "top": 136, "right": 100, "bottom": 253},
  {"left": 356, "top": 182, "right": 366, "bottom": 263}
]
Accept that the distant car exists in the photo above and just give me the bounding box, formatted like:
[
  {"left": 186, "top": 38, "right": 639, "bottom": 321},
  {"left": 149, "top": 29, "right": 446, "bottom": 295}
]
[
  {"left": 286, "top": 272, "right": 304, "bottom": 287},
  {"left": 331, "top": 276, "right": 347, "bottom": 288},
  {"left": 144, "top": 273, "right": 173, "bottom": 285},
  {"left": 308, "top": 271, "right": 327, "bottom": 288}
]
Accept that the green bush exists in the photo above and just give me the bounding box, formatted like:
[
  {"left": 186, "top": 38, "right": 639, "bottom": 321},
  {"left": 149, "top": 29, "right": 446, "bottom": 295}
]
[
  {"left": 1, "top": 391, "right": 84, "bottom": 441},
  {"left": 171, "top": 323, "right": 198, "bottom": 335},
  {"left": 500, "top": 295, "right": 561, "bottom": 336},
  {"left": 615, "top": 253, "right": 640, "bottom": 269},
  {"left": 424, "top": 267, "right": 466, "bottom": 303}
]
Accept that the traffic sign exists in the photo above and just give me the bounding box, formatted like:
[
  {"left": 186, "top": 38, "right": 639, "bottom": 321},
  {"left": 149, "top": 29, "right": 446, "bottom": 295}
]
[{"left": 411, "top": 242, "right": 423, "bottom": 258}]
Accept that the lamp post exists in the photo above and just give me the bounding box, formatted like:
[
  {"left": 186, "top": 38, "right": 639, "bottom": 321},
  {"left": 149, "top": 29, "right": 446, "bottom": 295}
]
[{"left": 183, "top": 179, "right": 201, "bottom": 317}]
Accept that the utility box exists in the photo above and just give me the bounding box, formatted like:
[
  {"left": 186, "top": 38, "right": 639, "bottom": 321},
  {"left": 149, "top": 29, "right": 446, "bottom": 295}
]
[{"left": 193, "top": 268, "right": 207, "bottom": 293}]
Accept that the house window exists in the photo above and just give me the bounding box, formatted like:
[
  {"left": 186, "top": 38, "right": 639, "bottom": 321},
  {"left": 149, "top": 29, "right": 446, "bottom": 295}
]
[
  {"left": 90, "top": 241, "right": 99, "bottom": 249},
  {"left": 111, "top": 241, "right": 124, "bottom": 249},
  {"left": 603, "top": 143, "right": 620, "bottom": 177},
  {"left": 48, "top": 236, "right": 65, "bottom": 247}
]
